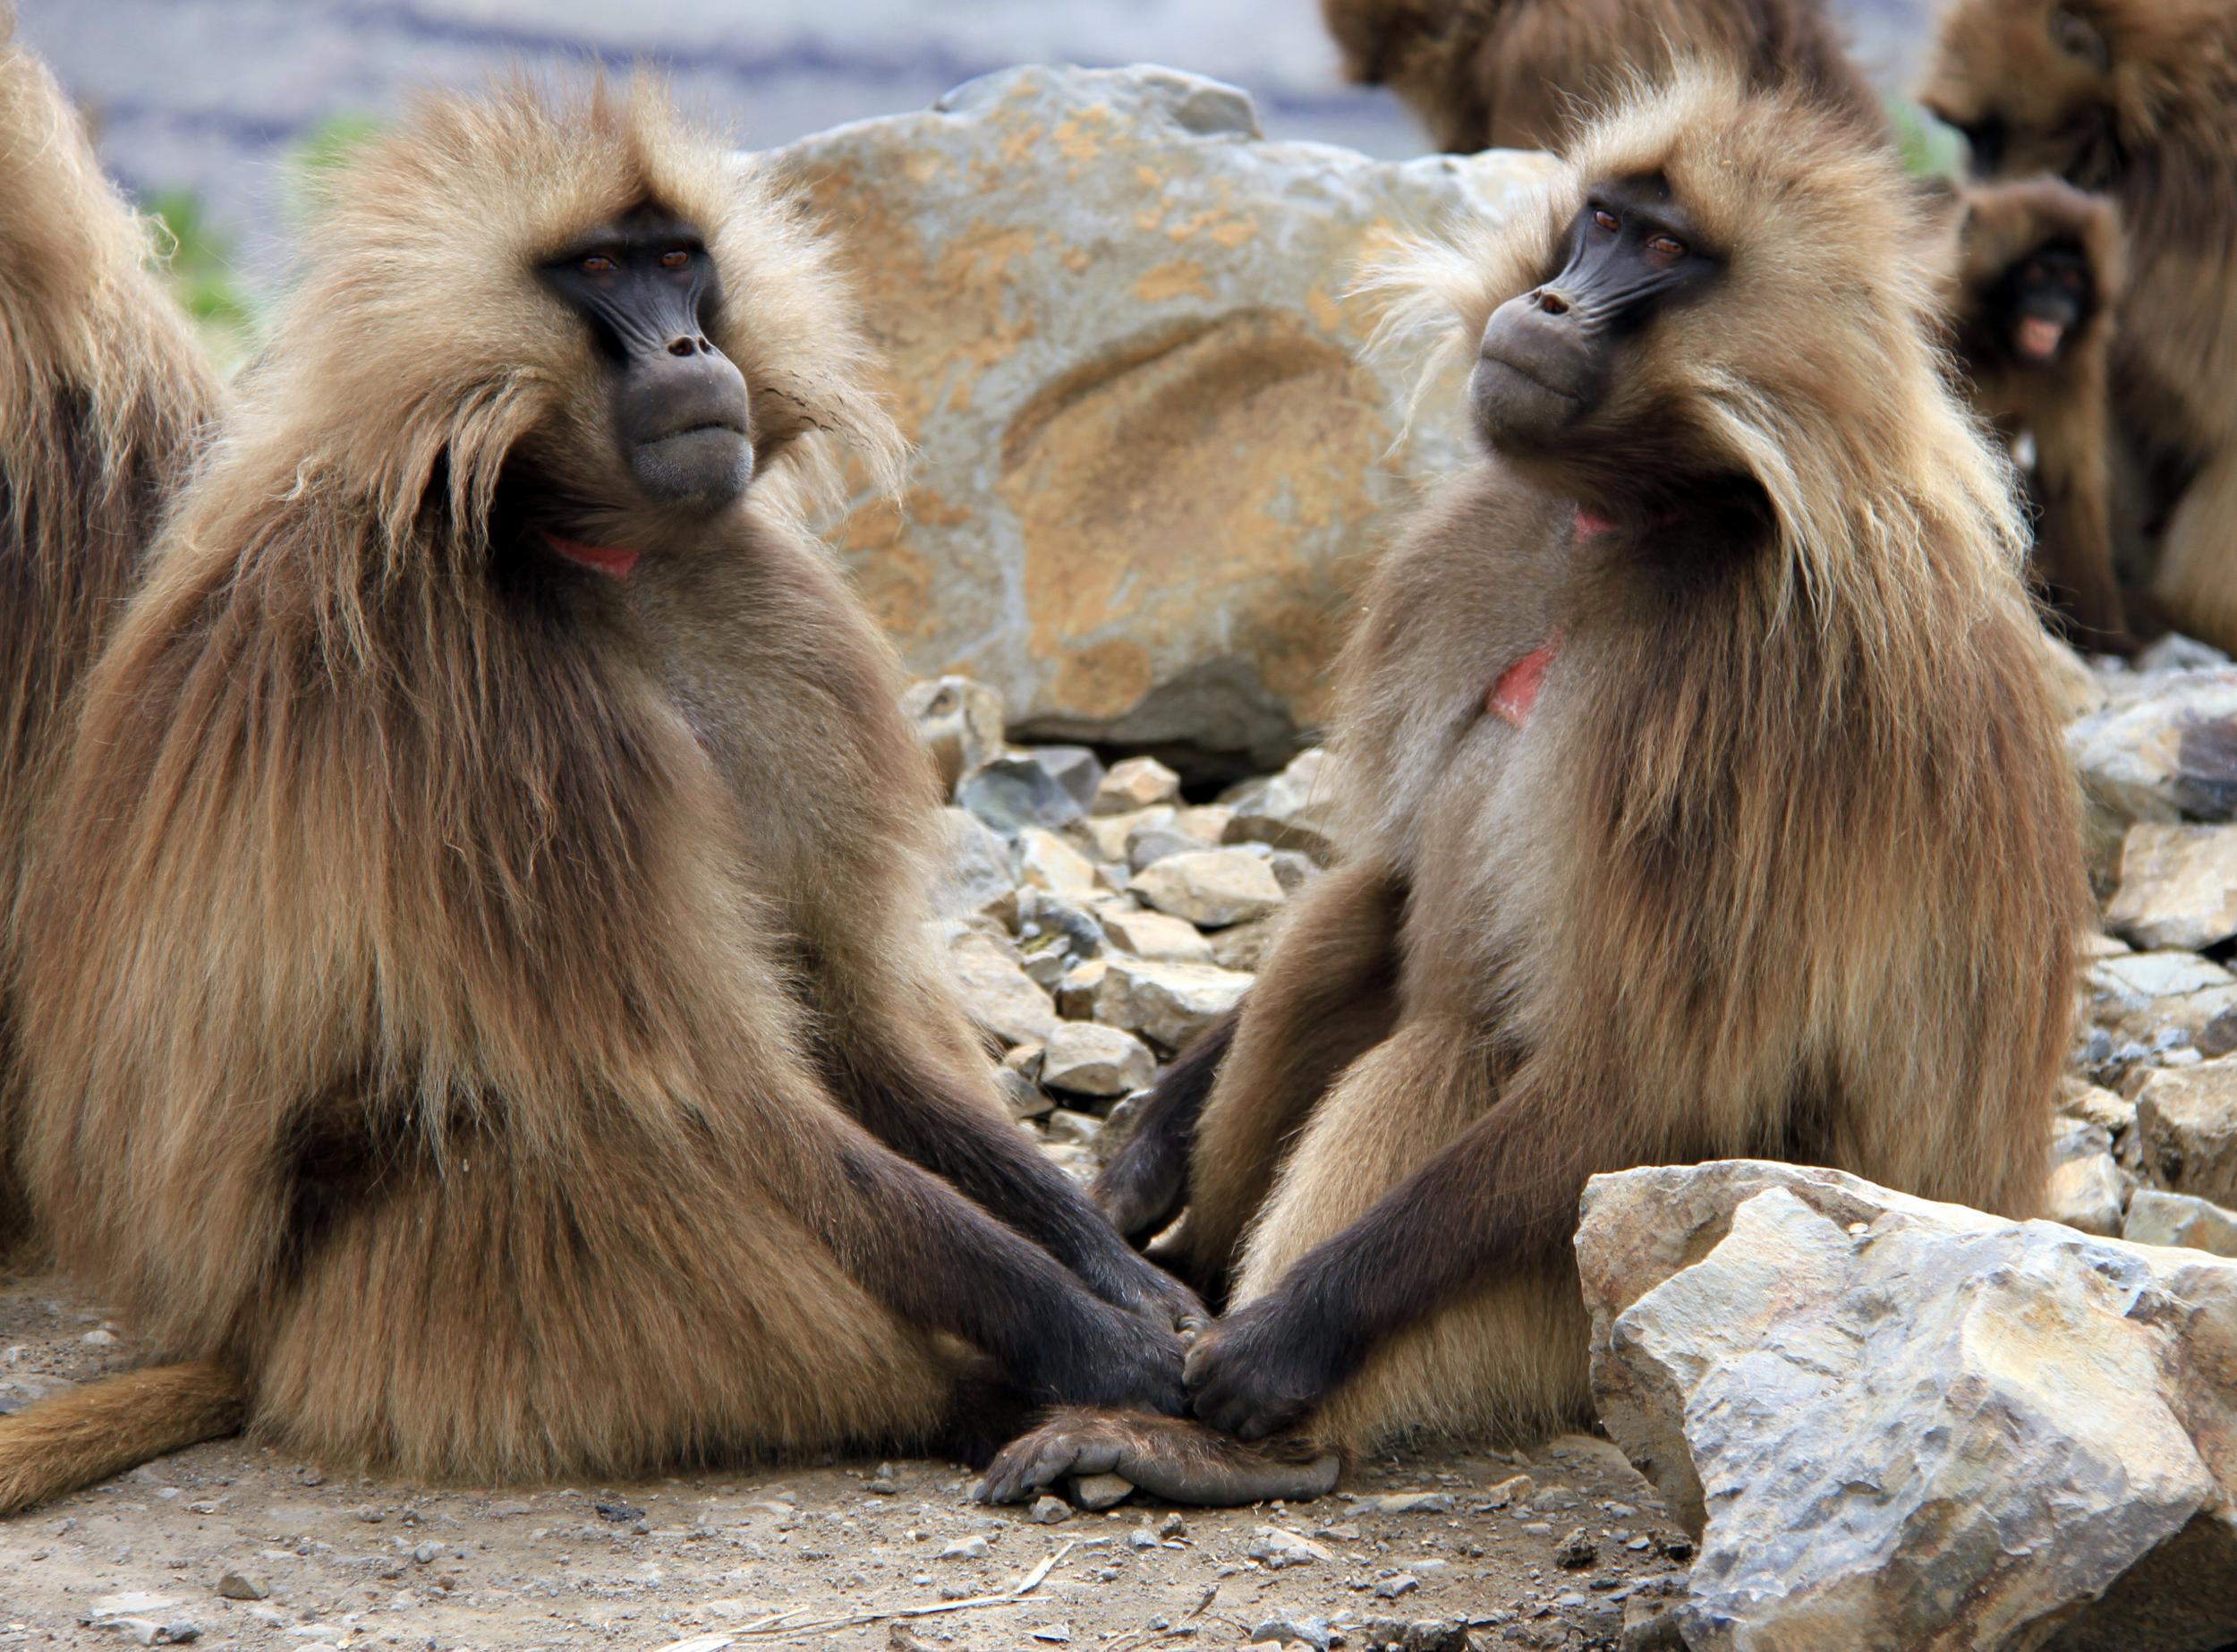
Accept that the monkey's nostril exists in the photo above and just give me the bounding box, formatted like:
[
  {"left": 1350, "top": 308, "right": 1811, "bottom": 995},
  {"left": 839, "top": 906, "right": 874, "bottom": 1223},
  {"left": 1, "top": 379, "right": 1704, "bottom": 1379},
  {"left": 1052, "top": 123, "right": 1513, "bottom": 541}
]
[
  {"left": 1535, "top": 290, "right": 1570, "bottom": 317},
  {"left": 667, "top": 336, "right": 695, "bottom": 358}
]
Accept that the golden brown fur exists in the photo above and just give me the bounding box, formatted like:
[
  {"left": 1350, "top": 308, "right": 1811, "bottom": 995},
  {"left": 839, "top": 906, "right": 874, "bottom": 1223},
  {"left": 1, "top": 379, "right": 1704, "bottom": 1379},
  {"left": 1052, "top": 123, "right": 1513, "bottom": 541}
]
[
  {"left": 1322, "top": 0, "right": 1890, "bottom": 152},
  {"left": 0, "top": 18, "right": 219, "bottom": 1232},
  {"left": 1045, "top": 72, "right": 2087, "bottom": 1498},
  {"left": 1921, "top": 0, "right": 2237, "bottom": 651},
  {"left": 1939, "top": 176, "right": 2131, "bottom": 651},
  {"left": 0, "top": 79, "right": 1193, "bottom": 1508}
]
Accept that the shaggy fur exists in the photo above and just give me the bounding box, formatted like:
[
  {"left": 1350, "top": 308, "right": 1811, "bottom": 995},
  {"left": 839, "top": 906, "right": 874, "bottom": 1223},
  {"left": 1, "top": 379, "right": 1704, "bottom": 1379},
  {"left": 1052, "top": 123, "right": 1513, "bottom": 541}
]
[
  {"left": 1322, "top": 0, "right": 1889, "bottom": 152},
  {"left": 1939, "top": 175, "right": 2130, "bottom": 651},
  {"left": 1921, "top": 0, "right": 2237, "bottom": 651},
  {"left": 1054, "top": 73, "right": 2087, "bottom": 1500},
  {"left": 0, "top": 79, "right": 1194, "bottom": 1511},
  {"left": 0, "top": 18, "right": 219, "bottom": 1233}
]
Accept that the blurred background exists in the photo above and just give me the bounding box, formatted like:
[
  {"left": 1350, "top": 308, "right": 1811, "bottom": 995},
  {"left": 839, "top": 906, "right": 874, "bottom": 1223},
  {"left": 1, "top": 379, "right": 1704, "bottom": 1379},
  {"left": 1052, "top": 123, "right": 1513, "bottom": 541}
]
[{"left": 21, "top": 0, "right": 1931, "bottom": 309}]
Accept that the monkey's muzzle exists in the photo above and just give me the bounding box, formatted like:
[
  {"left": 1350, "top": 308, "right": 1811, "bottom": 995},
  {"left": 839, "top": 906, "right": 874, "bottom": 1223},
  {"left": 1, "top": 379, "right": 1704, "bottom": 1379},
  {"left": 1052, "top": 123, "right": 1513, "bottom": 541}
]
[
  {"left": 620, "top": 342, "right": 754, "bottom": 512},
  {"left": 1470, "top": 290, "right": 1603, "bottom": 448}
]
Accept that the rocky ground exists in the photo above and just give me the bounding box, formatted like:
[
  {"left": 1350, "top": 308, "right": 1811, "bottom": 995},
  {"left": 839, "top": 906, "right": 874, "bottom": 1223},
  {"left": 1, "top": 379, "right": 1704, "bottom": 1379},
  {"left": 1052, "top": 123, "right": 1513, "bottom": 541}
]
[
  {"left": 5, "top": 636, "right": 2237, "bottom": 1650},
  {"left": 0, "top": 1266, "right": 1688, "bottom": 1648}
]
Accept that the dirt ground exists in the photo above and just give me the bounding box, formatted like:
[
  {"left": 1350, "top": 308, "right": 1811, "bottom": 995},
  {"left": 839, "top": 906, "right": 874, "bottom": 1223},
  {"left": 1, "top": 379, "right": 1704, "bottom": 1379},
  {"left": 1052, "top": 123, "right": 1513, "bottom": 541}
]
[{"left": 0, "top": 1273, "right": 1688, "bottom": 1652}]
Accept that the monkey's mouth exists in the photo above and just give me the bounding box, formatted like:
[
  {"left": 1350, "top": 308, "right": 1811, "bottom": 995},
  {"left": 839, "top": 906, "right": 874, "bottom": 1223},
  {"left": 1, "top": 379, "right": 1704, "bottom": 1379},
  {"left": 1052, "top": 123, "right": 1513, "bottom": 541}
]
[{"left": 2015, "top": 317, "right": 2065, "bottom": 362}]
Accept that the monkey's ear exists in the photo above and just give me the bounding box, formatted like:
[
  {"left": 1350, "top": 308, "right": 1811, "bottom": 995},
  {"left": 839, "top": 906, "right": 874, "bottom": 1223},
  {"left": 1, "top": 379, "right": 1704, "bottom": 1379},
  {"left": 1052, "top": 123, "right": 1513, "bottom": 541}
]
[{"left": 2048, "top": 4, "right": 2111, "bottom": 72}]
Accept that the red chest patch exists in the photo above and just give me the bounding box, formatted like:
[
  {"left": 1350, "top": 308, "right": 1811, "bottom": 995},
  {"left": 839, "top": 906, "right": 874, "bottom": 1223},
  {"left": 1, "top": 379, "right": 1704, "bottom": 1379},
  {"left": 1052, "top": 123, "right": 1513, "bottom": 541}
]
[
  {"left": 1488, "top": 634, "right": 1561, "bottom": 728},
  {"left": 540, "top": 530, "right": 642, "bottom": 581}
]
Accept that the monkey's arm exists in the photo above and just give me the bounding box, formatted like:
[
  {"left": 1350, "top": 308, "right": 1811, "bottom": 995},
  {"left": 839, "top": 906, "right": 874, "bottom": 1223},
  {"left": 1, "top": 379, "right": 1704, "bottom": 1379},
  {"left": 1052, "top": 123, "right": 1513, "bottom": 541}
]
[
  {"left": 1184, "top": 1061, "right": 1620, "bottom": 1440},
  {"left": 838, "top": 1052, "right": 1208, "bottom": 1336},
  {"left": 1090, "top": 1007, "right": 1240, "bottom": 1242},
  {"left": 1165, "top": 857, "right": 1406, "bottom": 1296},
  {"left": 808, "top": 1120, "right": 1189, "bottom": 1414},
  {"left": 2029, "top": 371, "right": 2133, "bottom": 654}
]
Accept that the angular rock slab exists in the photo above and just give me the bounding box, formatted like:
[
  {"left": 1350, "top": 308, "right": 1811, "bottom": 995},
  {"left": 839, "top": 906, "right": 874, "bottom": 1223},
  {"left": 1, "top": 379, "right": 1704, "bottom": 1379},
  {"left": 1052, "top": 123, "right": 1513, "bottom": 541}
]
[
  {"left": 765, "top": 65, "right": 1558, "bottom": 768},
  {"left": 1577, "top": 1161, "right": 2237, "bottom": 1652}
]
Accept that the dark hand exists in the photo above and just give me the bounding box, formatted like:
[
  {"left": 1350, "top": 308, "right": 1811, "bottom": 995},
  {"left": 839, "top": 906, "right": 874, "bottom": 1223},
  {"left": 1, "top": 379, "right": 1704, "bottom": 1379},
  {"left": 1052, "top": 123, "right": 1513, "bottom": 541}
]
[
  {"left": 1071, "top": 1226, "right": 1210, "bottom": 1340},
  {"left": 1184, "top": 1286, "right": 1353, "bottom": 1441},
  {"left": 1033, "top": 1299, "right": 1189, "bottom": 1417}
]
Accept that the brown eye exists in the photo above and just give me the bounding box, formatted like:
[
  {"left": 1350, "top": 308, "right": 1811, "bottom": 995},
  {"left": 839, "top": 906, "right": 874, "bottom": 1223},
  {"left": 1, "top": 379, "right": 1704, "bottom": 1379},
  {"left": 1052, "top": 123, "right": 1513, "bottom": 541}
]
[
  {"left": 1592, "top": 209, "right": 1620, "bottom": 233},
  {"left": 580, "top": 253, "right": 616, "bottom": 276},
  {"left": 659, "top": 249, "right": 691, "bottom": 270},
  {"left": 1646, "top": 234, "right": 1688, "bottom": 260}
]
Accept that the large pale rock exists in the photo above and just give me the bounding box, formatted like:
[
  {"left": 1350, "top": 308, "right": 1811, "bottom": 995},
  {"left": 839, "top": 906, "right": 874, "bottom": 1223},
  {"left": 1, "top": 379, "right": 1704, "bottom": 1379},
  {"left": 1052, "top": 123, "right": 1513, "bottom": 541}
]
[
  {"left": 771, "top": 65, "right": 1557, "bottom": 769},
  {"left": 1578, "top": 1161, "right": 2237, "bottom": 1652},
  {"left": 2105, "top": 823, "right": 2237, "bottom": 951},
  {"left": 931, "top": 806, "right": 1018, "bottom": 927},
  {"left": 1094, "top": 956, "right": 1252, "bottom": 1052},
  {"left": 1102, "top": 905, "right": 1215, "bottom": 964},
  {"left": 1094, "top": 756, "right": 1182, "bottom": 814},
  {"left": 1130, "top": 847, "right": 1287, "bottom": 928},
  {"left": 2046, "top": 1114, "right": 2128, "bottom": 1238},
  {"left": 2066, "top": 669, "right": 2237, "bottom": 825},
  {"left": 2087, "top": 949, "right": 2237, "bottom": 1046},
  {"left": 2136, "top": 1058, "right": 2237, "bottom": 1205}
]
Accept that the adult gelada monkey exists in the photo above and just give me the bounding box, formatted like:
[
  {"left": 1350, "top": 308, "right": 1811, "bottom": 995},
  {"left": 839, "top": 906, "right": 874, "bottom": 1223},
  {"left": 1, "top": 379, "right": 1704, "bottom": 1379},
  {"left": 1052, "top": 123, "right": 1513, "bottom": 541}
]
[
  {"left": 0, "top": 80, "right": 1198, "bottom": 1514},
  {"left": 1921, "top": 0, "right": 2237, "bottom": 652},
  {"left": 0, "top": 15, "right": 220, "bottom": 1234},
  {"left": 1321, "top": 0, "right": 1890, "bottom": 153},
  {"left": 1940, "top": 175, "right": 2131, "bottom": 653},
  {"left": 1022, "top": 72, "right": 2087, "bottom": 1503}
]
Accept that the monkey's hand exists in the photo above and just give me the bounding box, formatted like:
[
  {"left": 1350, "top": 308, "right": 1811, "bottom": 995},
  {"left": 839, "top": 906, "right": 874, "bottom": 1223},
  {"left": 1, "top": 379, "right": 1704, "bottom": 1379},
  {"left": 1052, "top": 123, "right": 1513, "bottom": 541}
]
[
  {"left": 1184, "top": 1287, "right": 1354, "bottom": 1441},
  {"left": 974, "top": 1407, "right": 1340, "bottom": 1507},
  {"left": 1073, "top": 1234, "right": 1210, "bottom": 1341},
  {"left": 1033, "top": 1301, "right": 1191, "bottom": 1417}
]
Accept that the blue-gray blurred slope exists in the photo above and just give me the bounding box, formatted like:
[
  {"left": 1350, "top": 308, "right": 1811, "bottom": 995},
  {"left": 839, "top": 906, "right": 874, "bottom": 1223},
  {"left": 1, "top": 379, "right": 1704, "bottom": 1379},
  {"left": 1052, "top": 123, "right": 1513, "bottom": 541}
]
[{"left": 20, "top": 0, "right": 1927, "bottom": 277}]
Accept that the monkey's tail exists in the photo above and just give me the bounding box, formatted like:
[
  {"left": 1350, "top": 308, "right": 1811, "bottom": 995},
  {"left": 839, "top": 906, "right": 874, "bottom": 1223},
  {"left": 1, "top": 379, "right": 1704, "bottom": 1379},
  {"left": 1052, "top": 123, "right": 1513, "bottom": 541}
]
[{"left": 0, "top": 1359, "right": 243, "bottom": 1515}]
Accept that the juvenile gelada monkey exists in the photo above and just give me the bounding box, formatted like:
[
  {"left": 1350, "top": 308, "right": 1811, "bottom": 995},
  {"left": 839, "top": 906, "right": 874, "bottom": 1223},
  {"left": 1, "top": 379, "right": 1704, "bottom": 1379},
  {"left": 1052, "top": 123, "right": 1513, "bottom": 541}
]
[
  {"left": 1024, "top": 70, "right": 2087, "bottom": 1504},
  {"left": 0, "top": 79, "right": 1198, "bottom": 1513}
]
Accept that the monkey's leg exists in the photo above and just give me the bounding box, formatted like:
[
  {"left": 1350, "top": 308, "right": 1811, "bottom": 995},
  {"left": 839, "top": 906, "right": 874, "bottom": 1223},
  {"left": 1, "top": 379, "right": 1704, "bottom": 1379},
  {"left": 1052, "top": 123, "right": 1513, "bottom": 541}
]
[
  {"left": 1187, "top": 1038, "right": 1624, "bottom": 1448},
  {"left": 1170, "top": 858, "right": 1403, "bottom": 1300},
  {"left": 974, "top": 1405, "right": 1340, "bottom": 1507},
  {"left": 2030, "top": 384, "right": 2134, "bottom": 653},
  {"left": 1090, "top": 1007, "right": 1239, "bottom": 1243},
  {"left": 2150, "top": 447, "right": 2237, "bottom": 656}
]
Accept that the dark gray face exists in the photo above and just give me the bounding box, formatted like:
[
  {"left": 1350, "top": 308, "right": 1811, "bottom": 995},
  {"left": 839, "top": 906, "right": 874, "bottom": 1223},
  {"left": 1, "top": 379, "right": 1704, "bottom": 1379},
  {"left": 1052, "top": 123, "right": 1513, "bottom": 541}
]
[
  {"left": 540, "top": 205, "right": 753, "bottom": 512},
  {"left": 1468, "top": 175, "right": 1720, "bottom": 453}
]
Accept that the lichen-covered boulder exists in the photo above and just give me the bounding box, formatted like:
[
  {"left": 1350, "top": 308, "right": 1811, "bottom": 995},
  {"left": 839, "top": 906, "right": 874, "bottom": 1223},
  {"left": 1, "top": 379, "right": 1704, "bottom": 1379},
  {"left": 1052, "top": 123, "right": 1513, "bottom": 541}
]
[{"left": 765, "top": 65, "right": 1558, "bottom": 771}]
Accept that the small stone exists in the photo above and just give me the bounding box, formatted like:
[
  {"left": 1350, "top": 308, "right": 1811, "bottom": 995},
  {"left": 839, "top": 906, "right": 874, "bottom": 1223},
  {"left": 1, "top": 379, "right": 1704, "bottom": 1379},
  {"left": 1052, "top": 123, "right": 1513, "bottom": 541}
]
[
  {"left": 2136, "top": 1057, "right": 2237, "bottom": 1204},
  {"left": 948, "top": 930, "right": 1060, "bottom": 1048},
  {"left": 1127, "top": 1527, "right": 1159, "bottom": 1549},
  {"left": 1102, "top": 906, "right": 1214, "bottom": 964},
  {"left": 1368, "top": 1491, "right": 1456, "bottom": 1514},
  {"left": 1554, "top": 1527, "right": 1597, "bottom": 1569},
  {"left": 1249, "top": 1615, "right": 1333, "bottom": 1651},
  {"left": 1156, "top": 1511, "right": 1188, "bottom": 1539},
  {"left": 1132, "top": 848, "right": 1287, "bottom": 928},
  {"left": 1030, "top": 1495, "right": 1072, "bottom": 1525},
  {"left": 938, "top": 1535, "right": 991, "bottom": 1560},
  {"left": 1057, "top": 957, "right": 1108, "bottom": 1019},
  {"left": 1076, "top": 806, "right": 1176, "bottom": 861},
  {"left": 1095, "top": 756, "right": 1181, "bottom": 814},
  {"left": 995, "top": 1067, "right": 1051, "bottom": 1121},
  {"left": 412, "top": 1541, "right": 438, "bottom": 1564},
  {"left": 1043, "top": 1108, "right": 1104, "bottom": 1147},
  {"left": 1126, "top": 825, "right": 1205, "bottom": 873},
  {"left": 2046, "top": 1149, "right": 2129, "bottom": 1237},
  {"left": 81, "top": 1328, "right": 118, "bottom": 1348},
  {"left": 594, "top": 1499, "right": 643, "bottom": 1523},
  {"left": 903, "top": 676, "right": 1006, "bottom": 796},
  {"left": 1220, "top": 749, "right": 1337, "bottom": 860},
  {"left": 1487, "top": 1472, "right": 1537, "bottom": 1508},
  {"left": 1042, "top": 1022, "right": 1157, "bottom": 1097},
  {"left": 1373, "top": 1571, "right": 1420, "bottom": 1599},
  {"left": 2106, "top": 823, "right": 2237, "bottom": 950},
  {"left": 926, "top": 805, "right": 1016, "bottom": 926},
  {"left": 2124, "top": 1188, "right": 2237, "bottom": 1256},
  {"left": 215, "top": 1573, "right": 267, "bottom": 1601},
  {"left": 1093, "top": 955, "right": 1253, "bottom": 1052},
  {"left": 1070, "top": 1472, "right": 1134, "bottom": 1511},
  {"left": 960, "top": 753, "right": 1089, "bottom": 836},
  {"left": 1248, "top": 1526, "right": 1324, "bottom": 1568},
  {"left": 1528, "top": 1484, "right": 1582, "bottom": 1511},
  {"left": 1018, "top": 828, "right": 1101, "bottom": 900}
]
